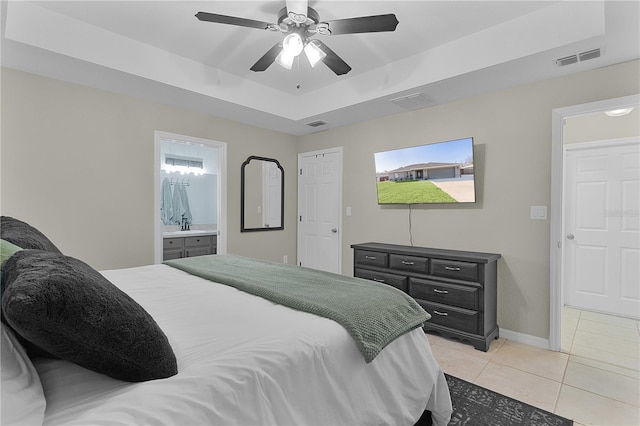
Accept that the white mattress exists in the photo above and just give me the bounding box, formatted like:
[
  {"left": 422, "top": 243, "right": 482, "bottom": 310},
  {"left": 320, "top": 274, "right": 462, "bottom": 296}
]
[{"left": 34, "top": 263, "right": 452, "bottom": 425}]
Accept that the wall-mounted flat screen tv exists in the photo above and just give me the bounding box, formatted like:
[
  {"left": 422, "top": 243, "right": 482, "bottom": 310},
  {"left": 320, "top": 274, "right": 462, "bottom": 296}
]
[{"left": 374, "top": 137, "right": 476, "bottom": 204}]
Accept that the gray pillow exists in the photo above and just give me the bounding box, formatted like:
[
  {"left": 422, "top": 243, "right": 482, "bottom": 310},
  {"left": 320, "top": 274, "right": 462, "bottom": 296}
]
[
  {"left": 1, "top": 250, "right": 178, "bottom": 382},
  {"left": 0, "top": 216, "right": 61, "bottom": 253}
]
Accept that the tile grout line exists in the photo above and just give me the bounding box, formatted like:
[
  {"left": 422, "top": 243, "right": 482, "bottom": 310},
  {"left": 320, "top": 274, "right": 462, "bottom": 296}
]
[
  {"left": 553, "top": 355, "right": 572, "bottom": 415},
  {"left": 558, "top": 383, "right": 640, "bottom": 410},
  {"left": 568, "top": 353, "right": 640, "bottom": 378},
  {"left": 469, "top": 338, "right": 504, "bottom": 383}
]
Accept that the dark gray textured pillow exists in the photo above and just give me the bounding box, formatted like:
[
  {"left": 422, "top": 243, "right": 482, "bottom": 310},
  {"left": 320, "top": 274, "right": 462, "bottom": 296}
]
[
  {"left": 0, "top": 216, "right": 61, "bottom": 254},
  {"left": 1, "top": 250, "right": 178, "bottom": 382}
]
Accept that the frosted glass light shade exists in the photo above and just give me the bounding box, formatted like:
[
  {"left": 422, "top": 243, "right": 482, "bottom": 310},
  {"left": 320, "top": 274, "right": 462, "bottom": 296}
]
[
  {"left": 276, "top": 51, "right": 295, "bottom": 70},
  {"left": 304, "top": 41, "right": 326, "bottom": 67},
  {"left": 282, "top": 33, "right": 303, "bottom": 56}
]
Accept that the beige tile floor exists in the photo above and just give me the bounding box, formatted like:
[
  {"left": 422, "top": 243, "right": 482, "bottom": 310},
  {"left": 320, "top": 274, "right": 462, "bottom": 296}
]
[{"left": 427, "top": 307, "right": 640, "bottom": 426}]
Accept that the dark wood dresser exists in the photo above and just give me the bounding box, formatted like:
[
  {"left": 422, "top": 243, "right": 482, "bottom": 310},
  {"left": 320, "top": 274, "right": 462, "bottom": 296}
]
[{"left": 351, "top": 242, "right": 501, "bottom": 351}]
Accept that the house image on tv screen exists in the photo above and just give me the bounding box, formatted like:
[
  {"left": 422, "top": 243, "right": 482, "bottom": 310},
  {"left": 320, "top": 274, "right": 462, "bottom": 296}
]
[
  {"left": 378, "top": 162, "right": 470, "bottom": 182},
  {"left": 374, "top": 138, "right": 476, "bottom": 204}
]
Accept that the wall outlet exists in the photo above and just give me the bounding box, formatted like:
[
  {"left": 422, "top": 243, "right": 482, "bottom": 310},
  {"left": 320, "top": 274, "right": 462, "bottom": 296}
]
[{"left": 283, "top": 255, "right": 288, "bottom": 264}]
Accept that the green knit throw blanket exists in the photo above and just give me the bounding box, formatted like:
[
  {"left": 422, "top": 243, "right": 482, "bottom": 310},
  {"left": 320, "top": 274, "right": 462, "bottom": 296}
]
[{"left": 164, "top": 254, "right": 429, "bottom": 363}]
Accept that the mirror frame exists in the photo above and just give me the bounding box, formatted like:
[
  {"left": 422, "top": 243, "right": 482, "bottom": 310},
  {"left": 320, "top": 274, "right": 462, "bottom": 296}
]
[{"left": 241, "top": 156, "right": 285, "bottom": 232}]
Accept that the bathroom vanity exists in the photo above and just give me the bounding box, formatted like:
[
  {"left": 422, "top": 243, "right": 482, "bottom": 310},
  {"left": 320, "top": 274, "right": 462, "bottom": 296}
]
[{"left": 163, "top": 231, "right": 217, "bottom": 261}]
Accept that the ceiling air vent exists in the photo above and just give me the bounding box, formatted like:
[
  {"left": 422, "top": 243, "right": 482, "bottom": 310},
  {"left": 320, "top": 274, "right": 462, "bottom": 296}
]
[
  {"left": 555, "top": 54, "right": 578, "bottom": 67},
  {"left": 390, "top": 93, "right": 434, "bottom": 110},
  {"left": 579, "top": 48, "right": 601, "bottom": 62},
  {"left": 306, "top": 120, "right": 327, "bottom": 128},
  {"left": 555, "top": 48, "right": 601, "bottom": 67}
]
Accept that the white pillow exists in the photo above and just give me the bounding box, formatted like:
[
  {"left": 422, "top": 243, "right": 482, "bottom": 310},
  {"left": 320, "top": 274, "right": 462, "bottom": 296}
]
[{"left": 1, "top": 323, "right": 46, "bottom": 425}]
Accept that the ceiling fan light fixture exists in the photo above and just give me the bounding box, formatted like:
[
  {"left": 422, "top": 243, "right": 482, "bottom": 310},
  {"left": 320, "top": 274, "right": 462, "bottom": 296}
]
[
  {"left": 282, "top": 33, "right": 304, "bottom": 56},
  {"left": 304, "top": 41, "right": 326, "bottom": 67},
  {"left": 196, "top": 6, "right": 398, "bottom": 76},
  {"left": 276, "top": 50, "right": 295, "bottom": 70}
]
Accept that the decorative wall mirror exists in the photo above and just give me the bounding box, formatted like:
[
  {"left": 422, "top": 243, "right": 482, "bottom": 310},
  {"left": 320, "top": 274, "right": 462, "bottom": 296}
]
[{"left": 241, "top": 156, "right": 284, "bottom": 232}]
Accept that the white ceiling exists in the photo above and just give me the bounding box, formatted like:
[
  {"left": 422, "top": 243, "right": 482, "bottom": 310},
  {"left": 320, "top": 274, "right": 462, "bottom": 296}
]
[{"left": 2, "top": 1, "right": 639, "bottom": 136}]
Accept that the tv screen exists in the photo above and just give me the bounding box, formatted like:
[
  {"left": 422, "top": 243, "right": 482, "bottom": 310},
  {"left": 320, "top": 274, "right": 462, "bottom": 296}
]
[{"left": 374, "top": 137, "right": 476, "bottom": 204}]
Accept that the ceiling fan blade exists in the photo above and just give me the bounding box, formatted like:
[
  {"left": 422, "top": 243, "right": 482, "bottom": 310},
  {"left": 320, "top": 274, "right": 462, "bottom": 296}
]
[
  {"left": 321, "top": 14, "right": 399, "bottom": 35},
  {"left": 195, "top": 11, "right": 274, "bottom": 30},
  {"left": 286, "top": 0, "right": 308, "bottom": 20},
  {"left": 250, "top": 43, "right": 283, "bottom": 72},
  {"left": 314, "top": 41, "right": 351, "bottom": 76}
]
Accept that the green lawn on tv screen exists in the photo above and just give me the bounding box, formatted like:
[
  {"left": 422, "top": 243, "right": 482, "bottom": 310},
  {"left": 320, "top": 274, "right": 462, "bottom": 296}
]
[{"left": 376, "top": 180, "right": 457, "bottom": 204}]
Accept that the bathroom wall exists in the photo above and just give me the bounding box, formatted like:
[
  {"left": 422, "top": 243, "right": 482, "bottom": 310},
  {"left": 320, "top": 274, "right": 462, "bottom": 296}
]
[{"left": 160, "top": 139, "right": 218, "bottom": 228}]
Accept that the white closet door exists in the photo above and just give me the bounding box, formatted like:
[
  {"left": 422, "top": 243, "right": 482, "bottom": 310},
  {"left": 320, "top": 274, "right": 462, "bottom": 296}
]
[{"left": 298, "top": 148, "right": 342, "bottom": 274}]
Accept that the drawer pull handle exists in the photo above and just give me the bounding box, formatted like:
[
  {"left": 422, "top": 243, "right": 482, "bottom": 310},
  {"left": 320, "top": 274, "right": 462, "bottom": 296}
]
[
  {"left": 373, "top": 278, "right": 385, "bottom": 283},
  {"left": 401, "top": 260, "right": 415, "bottom": 265},
  {"left": 365, "top": 255, "right": 376, "bottom": 260},
  {"left": 445, "top": 266, "right": 461, "bottom": 271},
  {"left": 433, "top": 289, "right": 448, "bottom": 294},
  {"left": 433, "top": 310, "right": 448, "bottom": 316}
]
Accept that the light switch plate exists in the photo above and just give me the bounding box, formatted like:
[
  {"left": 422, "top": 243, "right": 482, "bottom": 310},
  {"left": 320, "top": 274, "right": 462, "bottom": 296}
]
[{"left": 530, "top": 206, "right": 548, "bottom": 220}]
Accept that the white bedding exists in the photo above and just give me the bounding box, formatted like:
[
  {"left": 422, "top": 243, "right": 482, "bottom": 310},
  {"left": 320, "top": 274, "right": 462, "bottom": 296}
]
[{"left": 34, "top": 263, "right": 452, "bottom": 425}]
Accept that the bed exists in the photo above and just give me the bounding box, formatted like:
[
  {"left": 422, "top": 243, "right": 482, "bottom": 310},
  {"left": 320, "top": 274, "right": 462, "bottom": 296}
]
[{"left": 1, "top": 216, "right": 452, "bottom": 426}]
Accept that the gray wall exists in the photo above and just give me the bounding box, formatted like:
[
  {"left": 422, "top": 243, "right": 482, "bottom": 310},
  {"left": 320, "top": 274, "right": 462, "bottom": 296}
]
[
  {"left": 297, "top": 60, "right": 640, "bottom": 340},
  {"left": 1, "top": 68, "right": 298, "bottom": 270},
  {"left": 1, "top": 60, "right": 638, "bottom": 340}
]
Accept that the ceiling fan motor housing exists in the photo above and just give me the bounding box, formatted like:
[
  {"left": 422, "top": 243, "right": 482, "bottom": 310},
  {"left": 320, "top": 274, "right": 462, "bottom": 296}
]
[{"left": 277, "top": 7, "right": 320, "bottom": 37}]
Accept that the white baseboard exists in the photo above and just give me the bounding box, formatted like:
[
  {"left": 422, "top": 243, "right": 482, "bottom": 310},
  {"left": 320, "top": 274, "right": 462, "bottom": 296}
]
[{"left": 500, "top": 328, "right": 550, "bottom": 350}]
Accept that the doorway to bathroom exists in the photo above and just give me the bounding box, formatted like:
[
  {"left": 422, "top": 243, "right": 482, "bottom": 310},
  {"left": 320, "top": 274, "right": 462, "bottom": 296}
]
[{"left": 153, "top": 131, "right": 227, "bottom": 263}]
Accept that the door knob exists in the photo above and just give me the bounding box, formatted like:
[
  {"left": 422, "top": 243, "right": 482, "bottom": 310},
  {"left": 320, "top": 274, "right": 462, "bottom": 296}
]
[
  {"left": 331, "top": 228, "right": 338, "bottom": 233},
  {"left": 566, "top": 234, "right": 575, "bottom": 240}
]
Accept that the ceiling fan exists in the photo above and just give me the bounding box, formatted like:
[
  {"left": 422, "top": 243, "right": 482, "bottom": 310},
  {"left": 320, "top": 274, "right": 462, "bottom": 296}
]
[{"left": 195, "top": 0, "right": 399, "bottom": 76}]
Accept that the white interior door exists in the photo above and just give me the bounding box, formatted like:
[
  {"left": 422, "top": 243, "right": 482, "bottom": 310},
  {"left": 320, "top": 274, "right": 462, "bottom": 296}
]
[
  {"left": 564, "top": 138, "right": 640, "bottom": 319},
  {"left": 297, "top": 148, "right": 342, "bottom": 273}
]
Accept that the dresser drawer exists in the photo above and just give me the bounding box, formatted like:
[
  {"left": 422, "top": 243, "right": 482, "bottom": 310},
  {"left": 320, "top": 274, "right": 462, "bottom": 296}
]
[
  {"left": 354, "top": 250, "right": 388, "bottom": 268},
  {"left": 389, "top": 254, "right": 428, "bottom": 274},
  {"left": 419, "top": 301, "right": 478, "bottom": 334},
  {"left": 163, "top": 237, "right": 184, "bottom": 249},
  {"left": 410, "top": 278, "right": 478, "bottom": 310},
  {"left": 430, "top": 259, "right": 478, "bottom": 282},
  {"left": 355, "top": 268, "right": 407, "bottom": 292},
  {"left": 185, "top": 235, "right": 214, "bottom": 248}
]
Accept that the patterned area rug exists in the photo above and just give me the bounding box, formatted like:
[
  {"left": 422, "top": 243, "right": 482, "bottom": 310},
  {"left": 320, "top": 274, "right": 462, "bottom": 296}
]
[{"left": 417, "top": 374, "right": 573, "bottom": 426}]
